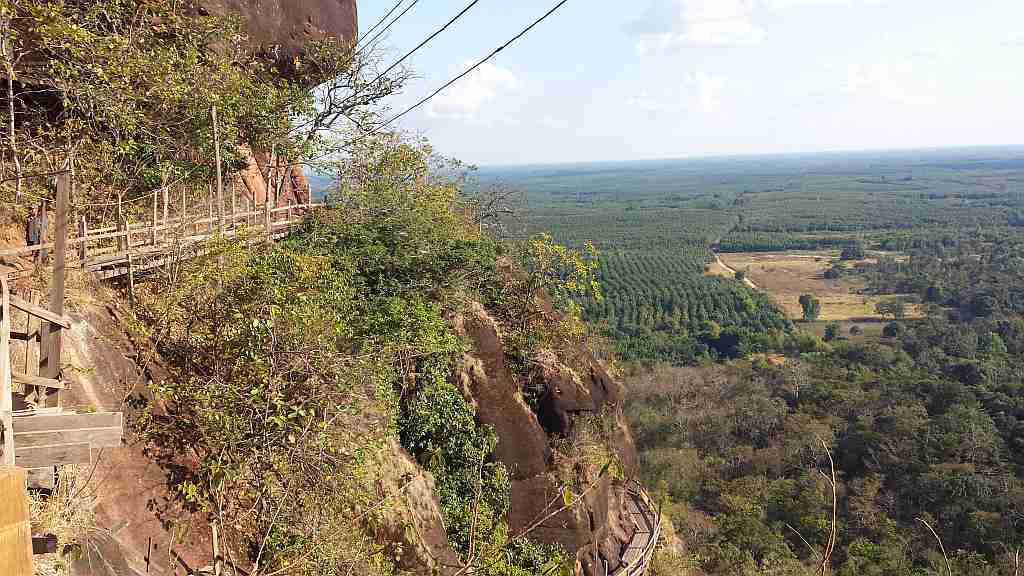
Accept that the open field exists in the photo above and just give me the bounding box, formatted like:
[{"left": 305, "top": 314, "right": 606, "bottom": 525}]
[
  {"left": 804, "top": 319, "right": 887, "bottom": 341},
  {"left": 706, "top": 254, "right": 758, "bottom": 289},
  {"left": 716, "top": 250, "right": 919, "bottom": 321},
  {"left": 479, "top": 147, "right": 1024, "bottom": 361}
]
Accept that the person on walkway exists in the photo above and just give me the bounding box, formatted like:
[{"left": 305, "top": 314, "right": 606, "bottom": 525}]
[
  {"left": 29, "top": 202, "right": 49, "bottom": 264},
  {"left": 26, "top": 205, "right": 39, "bottom": 248}
]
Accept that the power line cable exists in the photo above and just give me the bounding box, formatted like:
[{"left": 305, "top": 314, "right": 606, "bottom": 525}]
[
  {"left": 363, "top": 0, "right": 482, "bottom": 88},
  {"left": 336, "top": 0, "right": 481, "bottom": 118},
  {"left": 357, "top": 0, "right": 425, "bottom": 53},
  {"left": 369, "top": 0, "right": 571, "bottom": 136},
  {"left": 357, "top": 0, "right": 406, "bottom": 46}
]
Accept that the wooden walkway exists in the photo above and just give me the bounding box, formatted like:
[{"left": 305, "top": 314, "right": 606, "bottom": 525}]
[
  {"left": 612, "top": 483, "right": 661, "bottom": 576},
  {"left": 1, "top": 173, "right": 320, "bottom": 475}
]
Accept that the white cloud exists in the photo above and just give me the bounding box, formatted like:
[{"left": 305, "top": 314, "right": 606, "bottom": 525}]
[
  {"left": 685, "top": 72, "right": 728, "bottom": 114},
  {"left": 426, "top": 62, "right": 520, "bottom": 121},
  {"left": 627, "top": 0, "right": 887, "bottom": 52},
  {"left": 626, "top": 91, "right": 667, "bottom": 111},
  {"left": 844, "top": 60, "right": 940, "bottom": 107},
  {"left": 539, "top": 115, "right": 567, "bottom": 129},
  {"left": 629, "top": 0, "right": 765, "bottom": 51},
  {"left": 763, "top": 0, "right": 887, "bottom": 8}
]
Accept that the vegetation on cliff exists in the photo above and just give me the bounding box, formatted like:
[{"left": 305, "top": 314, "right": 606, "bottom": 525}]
[
  {"left": 2, "top": 2, "right": 632, "bottom": 574},
  {"left": 128, "top": 138, "right": 633, "bottom": 574},
  {"left": 625, "top": 233, "right": 1024, "bottom": 575}
]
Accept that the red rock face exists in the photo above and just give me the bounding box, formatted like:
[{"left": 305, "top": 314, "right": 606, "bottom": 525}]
[
  {"left": 449, "top": 303, "right": 640, "bottom": 576},
  {"left": 199, "top": 0, "right": 358, "bottom": 74}
]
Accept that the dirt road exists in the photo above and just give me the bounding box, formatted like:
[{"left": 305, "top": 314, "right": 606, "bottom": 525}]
[{"left": 713, "top": 253, "right": 759, "bottom": 290}]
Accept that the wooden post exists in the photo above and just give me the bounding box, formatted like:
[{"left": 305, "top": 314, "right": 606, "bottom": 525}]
[
  {"left": 77, "top": 216, "right": 88, "bottom": 263},
  {"left": 1, "top": 276, "right": 13, "bottom": 466},
  {"left": 151, "top": 191, "right": 158, "bottom": 246},
  {"left": 0, "top": 468, "right": 33, "bottom": 575},
  {"left": 24, "top": 292, "right": 38, "bottom": 378},
  {"left": 213, "top": 106, "right": 224, "bottom": 234},
  {"left": 207, "top": 183, "right": 213, "bottom": 234},
  {"left": 124, "top": 216, "right": 135, "bottom": 301},
  {"left": 212, "top": 522, "right": 222, "bottom": 576},
  {"left": 264, "top": 197, "right": 271, "bottom": 241},
  {"left": 43, "top": 173, "right": 68, "bottom": 391},
  {"left": 180, "top": 187, "right": 187, "bottom": 237},
  {"left": 116, "top": 195, "right": 125, "bottom": 252},
  {"left": 162, "top": 177, "right": 169, "bottom": 239}
]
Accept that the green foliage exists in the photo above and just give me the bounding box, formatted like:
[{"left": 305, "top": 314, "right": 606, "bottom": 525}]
[
  {"left": 577, "top": 249, "right": 790, "bottom": 364},
  {"left": 840, "top": 241, "right": 867, "bottom": 261},
  {"left": 799, "top": 294, "right": 821, "bottom": 321},
  {"left": 399, "top": 365, "right": 510, "bottom": 555},
  {"left": 2, "top": 0, "right": 402, "bottom": 221},
  {"left": 138, "top": 139, "right": 565, "bottom": 574},
  {"left": 625, "top": 236, "right": 1024, "bottom": 575},
  {"left": 875, "top": 299, "right": 907, "bottom": 320},
  {"left": 824, "top": 322, "right": 840, "bottom": 342}
]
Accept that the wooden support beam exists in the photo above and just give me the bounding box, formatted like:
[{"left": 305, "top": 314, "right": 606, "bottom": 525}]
[
  {"left": 24, "top": 292, "right": 38, "bottom": 378},
  {"left": 1, "top": 276, "right": 13, "bottom": 466},
  {"left": 12, "top": 412, "right": 122, "bottom": 433},
  {"left": 11, "top": 372, "right": 63, "bottom": 390},
  {"left": 0, "top": 468, "right": 33, "bottom": 575},
  {"left": 15, "top": 427, "right": 120, "bottom": 449},
  {"left": 162, "top": 178, "right": 169, "bottom": 241},
  {"left": 213, "top": 106, "right": 225, "bottom": 234},
  {"left": 40, "top": 173, "right": 69, "bottom": 406},
  {"left": 151, "top": 191, "right": 158, "bottom": 246},
  {"left": 9, "top": 296, "right": 70, "bottom": 329},
  {"left": 125, "top": 217, "right": 135, "bottom": 299},
  {"left": 14, "top": 443, "right": 90, "bottom": 468},
  {"left": 77, "top": 216, "right": 88, "bottom": 262}
]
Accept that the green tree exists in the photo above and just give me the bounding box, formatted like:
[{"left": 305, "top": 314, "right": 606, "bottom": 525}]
[
  {"left": 841, "top": 241, "right": 866, "bottom": 260},
  {"left": 875, "top": 299, "right": 906, "bottom": 320},
  {"left": 824, "top": 322, "right": 840, "bottom": 342},
  {"left": 799, "top": 294, "right": 821, "bottom": 321}
]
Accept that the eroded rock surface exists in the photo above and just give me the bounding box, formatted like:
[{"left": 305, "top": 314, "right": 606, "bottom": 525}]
[
  {"left": 198, "top": 0, "right": 358, "bottom": 77},
  {"left": 450, "top": 303, "right": 640, "bottom": 576}
]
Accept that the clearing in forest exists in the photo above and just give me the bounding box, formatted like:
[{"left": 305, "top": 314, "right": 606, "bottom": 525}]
[{"left": 712, "top": 250, "right": 920, "bottom": 322}]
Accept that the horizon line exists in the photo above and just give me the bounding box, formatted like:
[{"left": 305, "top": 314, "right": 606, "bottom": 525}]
[{"left": 476, "top": 143, "right": 1024, "bottom": 170}]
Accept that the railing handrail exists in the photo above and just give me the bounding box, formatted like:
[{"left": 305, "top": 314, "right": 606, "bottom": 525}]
[
  {"left": 612, "top": 481, "right": 661, "bottom": 576},
  {"left": 0, "top": 201, "right": 324, "bottom": 259}
]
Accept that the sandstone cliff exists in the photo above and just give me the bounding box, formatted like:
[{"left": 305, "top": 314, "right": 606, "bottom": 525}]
[{"left": 448, "top": 303, "right": 640, "bottom": 576}]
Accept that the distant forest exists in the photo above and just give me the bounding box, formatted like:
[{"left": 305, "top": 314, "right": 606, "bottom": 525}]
[{"left": 480, "top": 147, "right": 1024, "bottom": 575}]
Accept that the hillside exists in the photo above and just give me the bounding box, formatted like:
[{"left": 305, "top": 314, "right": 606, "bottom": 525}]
[
  {"left": 482, "top": 152, "right": 1024, "bottom": 575},
  {"left": 0, "top": 3, "right": 662, "bottom": 576}
]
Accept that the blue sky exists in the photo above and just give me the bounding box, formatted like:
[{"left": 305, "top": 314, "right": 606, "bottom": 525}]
[{"left": 359, "top": 0, "right": 1024, "bottom": 165}]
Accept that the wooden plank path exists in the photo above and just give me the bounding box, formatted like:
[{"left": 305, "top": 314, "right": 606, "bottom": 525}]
[
  {"left": 0, "top": 199, "right": 322, "bottom": 280},
  {"left": 612, "top": 483, "right": 661, "bottom": 576},
  {"left": 1, "top": 175, "right": 319, "bottom": 476}
]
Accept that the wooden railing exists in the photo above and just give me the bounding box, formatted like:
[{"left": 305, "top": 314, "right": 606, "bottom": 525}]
[
  {"left": 612, "top": 482, "right": 661, "bottom": 576},
  {"left": 1, "top": 175, "right": 313, "bottom": 473},
  {"left": 0, "top": 198, "right": 323, "bottom": 280}
]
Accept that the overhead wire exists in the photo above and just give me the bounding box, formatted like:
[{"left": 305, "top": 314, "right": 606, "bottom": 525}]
[
  {"left": 323, "top": 0, "right": 482, "bottom": 141},
  {"left": 356, "top": 0, "right": 407, "bottom": 47},
  {"left": 366, "top": 0, "right": 572, "bottom": 137},
  {"left": 358, "top": 0, "right": 482, "bottom": 94},
  {"left": 357, "top": 0, "right": 425, "bottom": 54}
]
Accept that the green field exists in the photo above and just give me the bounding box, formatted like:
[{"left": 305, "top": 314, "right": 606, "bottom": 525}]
[{"left": 477, "top": 146, "right": 1024, "bottom": 362}]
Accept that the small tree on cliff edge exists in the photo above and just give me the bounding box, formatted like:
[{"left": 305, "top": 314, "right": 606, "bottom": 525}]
[{"left": 799, "top": 294, "right": 822, "bottom": 321}]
